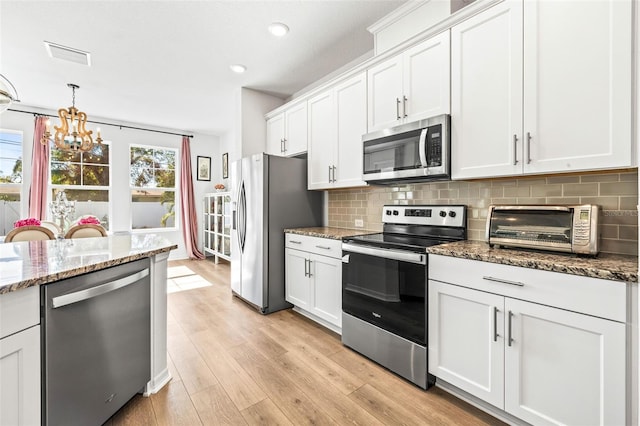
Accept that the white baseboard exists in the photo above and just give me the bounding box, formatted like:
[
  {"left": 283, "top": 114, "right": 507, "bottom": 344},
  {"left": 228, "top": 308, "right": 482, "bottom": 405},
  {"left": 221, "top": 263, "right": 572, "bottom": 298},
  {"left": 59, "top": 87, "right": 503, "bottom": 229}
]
[
  {"left": 435, "top": 380, "right": 530, "bottom": 426},
  {"left": 292, "top": 306, "right": 342, "bottom": 335},
  {"left": 143, "top": 368, "right": 172, "bottom": 396}
]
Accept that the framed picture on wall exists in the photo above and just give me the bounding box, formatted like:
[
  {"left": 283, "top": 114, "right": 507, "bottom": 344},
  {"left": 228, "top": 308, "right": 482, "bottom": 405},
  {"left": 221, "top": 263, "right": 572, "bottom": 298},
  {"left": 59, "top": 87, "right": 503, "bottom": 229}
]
[
  {"left": 197, "top": 156, "right": 211, "bottom": 181},
  {"left": 222, "top": 153, "right": 229, "bottom": 179}
]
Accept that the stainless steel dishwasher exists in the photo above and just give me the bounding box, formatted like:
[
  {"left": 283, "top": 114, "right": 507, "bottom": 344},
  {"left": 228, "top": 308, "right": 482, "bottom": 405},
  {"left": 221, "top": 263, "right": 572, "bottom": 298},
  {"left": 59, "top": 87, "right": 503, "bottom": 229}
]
[{"left": 41, "top": 258, "right": 151, "bottom": 426}]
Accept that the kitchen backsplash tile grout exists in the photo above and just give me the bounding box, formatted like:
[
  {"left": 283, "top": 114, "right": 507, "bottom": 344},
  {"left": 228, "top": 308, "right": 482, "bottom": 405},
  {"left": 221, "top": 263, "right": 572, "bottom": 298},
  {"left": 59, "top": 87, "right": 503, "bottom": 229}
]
[{"left": 328, "top": 169, "right": 639, "bottom": 256}]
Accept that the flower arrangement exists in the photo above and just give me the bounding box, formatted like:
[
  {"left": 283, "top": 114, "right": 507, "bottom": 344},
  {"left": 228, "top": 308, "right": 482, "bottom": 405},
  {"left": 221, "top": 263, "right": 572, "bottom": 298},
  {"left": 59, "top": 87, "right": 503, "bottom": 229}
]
[
  {"left": 14, "top": 218, "right": 41, "bottom": 228},
  {"left": 77, "top": 216, "right": 101, "bottom": 225},
  {"left": 215, "top": 183, "right": 225, "bottom": 191}
]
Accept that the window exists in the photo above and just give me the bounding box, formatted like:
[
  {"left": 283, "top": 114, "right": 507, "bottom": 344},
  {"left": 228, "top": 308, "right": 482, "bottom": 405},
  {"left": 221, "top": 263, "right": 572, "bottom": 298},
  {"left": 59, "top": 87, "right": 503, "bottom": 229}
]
[
  {"left": 50, "top": 143, "right": 111, "bottom": 229},
  {"left": 130, "top": 145, "right": 177, "bottom": 230},
  {"left": 0, "top": 130, "right": 22, "bottom": 234}
]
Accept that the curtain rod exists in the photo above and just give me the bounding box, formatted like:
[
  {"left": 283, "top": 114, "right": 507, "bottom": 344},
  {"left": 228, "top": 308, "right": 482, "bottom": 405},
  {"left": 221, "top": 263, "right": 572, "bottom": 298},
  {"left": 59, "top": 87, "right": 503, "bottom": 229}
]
[{"left": 7, "top": 108, "right": 194, "bottom": 138}]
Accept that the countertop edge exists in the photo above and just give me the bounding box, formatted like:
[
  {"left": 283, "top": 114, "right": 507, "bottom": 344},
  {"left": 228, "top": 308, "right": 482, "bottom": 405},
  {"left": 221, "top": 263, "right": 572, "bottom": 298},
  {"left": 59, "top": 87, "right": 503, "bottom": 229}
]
[
  {"left": 427, "top": 242, "right": 638, "bottom": 283},
  {"left": 0, "top": 244, "right": 177, "bottom": 295},
  {"left": 284, "top": 227, "right": 376, "bottom": 240}
]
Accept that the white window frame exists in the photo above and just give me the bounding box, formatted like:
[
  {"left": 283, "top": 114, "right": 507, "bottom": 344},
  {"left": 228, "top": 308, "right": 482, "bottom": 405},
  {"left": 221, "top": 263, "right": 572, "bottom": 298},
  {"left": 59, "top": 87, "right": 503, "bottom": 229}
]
[
  {"left": 129, "top": 143, "right": 179, "bottom": 233},
  {"left": 48, "top": 141, "right": 112, "bottom": 228}
]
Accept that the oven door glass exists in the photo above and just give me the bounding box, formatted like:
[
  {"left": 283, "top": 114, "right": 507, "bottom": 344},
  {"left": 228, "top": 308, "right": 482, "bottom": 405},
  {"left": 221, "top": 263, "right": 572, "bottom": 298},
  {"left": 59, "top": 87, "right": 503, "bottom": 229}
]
[{"left": 342, "top": 250, "right": 426, "bottom": 345}]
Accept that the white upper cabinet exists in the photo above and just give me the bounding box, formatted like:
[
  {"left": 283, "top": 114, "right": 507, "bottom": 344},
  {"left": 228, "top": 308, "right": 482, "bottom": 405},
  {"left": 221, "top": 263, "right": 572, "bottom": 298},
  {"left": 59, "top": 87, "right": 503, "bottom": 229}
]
[
  {"left": 266, "top": 101, "right": 308, "bottom": 157},
  {"left": 451, "top": 1, "right": 523, "bottom": 179},
  {"left": 522, "top": 0, "right": 632, "bottom": 174},
  {"left": 308, "top": 72, "right": 368, "bottom": 190},
  {"left": 452, "top": 0, "right": 633, "bottom": 180},
  {"left": 368, "top": 31, "right": 451, "bottom": 132}
]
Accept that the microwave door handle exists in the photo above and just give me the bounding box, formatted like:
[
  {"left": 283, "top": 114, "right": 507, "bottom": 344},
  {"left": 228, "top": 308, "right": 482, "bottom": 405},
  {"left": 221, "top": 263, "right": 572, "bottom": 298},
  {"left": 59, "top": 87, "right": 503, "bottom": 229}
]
[{"left": 418, "top": 128, "right": 428, "bottom": 169}]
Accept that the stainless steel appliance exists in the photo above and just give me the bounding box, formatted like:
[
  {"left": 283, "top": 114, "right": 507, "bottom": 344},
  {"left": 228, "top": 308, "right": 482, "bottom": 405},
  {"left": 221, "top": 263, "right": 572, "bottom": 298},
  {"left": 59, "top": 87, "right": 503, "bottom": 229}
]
[
  {"left": 341, "top": 204, "right": 466, "bottom": 389},
  {"left": 362, "top": 114, "right": 450, "bottom": 185},
  {"left": 41, "top": 258, "right": 151, "bottom": 426},
  {"left": 231, "top": 153, "right": 323, "bottom": 314},
  {"left": 486, "top": 204, "right": 600, "bottom": 255}
]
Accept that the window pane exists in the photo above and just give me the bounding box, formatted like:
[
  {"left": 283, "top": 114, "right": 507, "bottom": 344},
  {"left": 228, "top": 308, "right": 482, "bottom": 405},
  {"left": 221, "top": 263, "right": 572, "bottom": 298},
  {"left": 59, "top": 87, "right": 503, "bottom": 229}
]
[
  {"left": 82, "top": 144, "right": 109, "bottom": 165},
  {"left": 53, "top": 189, "right": 110, "bottom": 230},
  {"left": 0, "top": 186, "right": 20, "bottom": 235},
  {"left": 131, "top": 147, "right": 154, "bottom": 163},
  {"left": 51, "top": 149, "right": 80, "bottom": 163},
  {"left": 131, "top": 189, "right": 175, "bottom": 229},
  {"left": 82, "top": 165, "right": 109, "bottom": 186},
  {"left": 155, "top": 149, "right": 175, "bottom": 170},
  {"left": 51, "top": 162, "right": 81, "bottom": 185},
  {"left": 0, "top": 131, "right": 22, "bottom": 184},
  {"left": 155, "top": 169, "right": 175, "bottom": 188},
  {"left": 130, "top": 168, "right": 154, "bottom": 187}
]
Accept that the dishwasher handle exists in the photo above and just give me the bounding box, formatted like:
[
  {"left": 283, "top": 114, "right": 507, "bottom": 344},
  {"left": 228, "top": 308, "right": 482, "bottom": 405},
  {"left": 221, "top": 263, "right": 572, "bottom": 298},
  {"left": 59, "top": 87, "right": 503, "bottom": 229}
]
[{"left": 52, "top": 269, "right": 150, "bottom": 309}]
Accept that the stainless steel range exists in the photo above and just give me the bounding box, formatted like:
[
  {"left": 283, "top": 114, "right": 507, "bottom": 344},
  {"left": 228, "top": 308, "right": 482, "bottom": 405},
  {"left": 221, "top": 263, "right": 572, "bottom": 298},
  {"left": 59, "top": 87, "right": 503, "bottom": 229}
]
[{"left": 341, "top": 204, "right": 466, "bottom": 389}]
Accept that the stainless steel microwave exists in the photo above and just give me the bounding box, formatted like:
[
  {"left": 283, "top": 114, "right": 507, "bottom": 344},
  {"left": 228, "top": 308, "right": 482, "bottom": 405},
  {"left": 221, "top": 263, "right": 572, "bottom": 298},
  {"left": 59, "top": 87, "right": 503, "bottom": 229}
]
[
  {"left": 486, "top": 205, "right": 600, "bottom": 255},
  {"left": 362, "top": 114, "right": 450, "bottom": 185}
]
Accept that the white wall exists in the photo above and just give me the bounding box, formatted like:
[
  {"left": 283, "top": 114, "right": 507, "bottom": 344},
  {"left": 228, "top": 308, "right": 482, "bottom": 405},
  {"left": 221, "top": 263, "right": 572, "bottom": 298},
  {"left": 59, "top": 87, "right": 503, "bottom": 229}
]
[
  {"left": 0, "top": 107, "right": 220, "bottom": 260},
  {"left": 239, "top": 87, "right": 284, "bottom": 158}
]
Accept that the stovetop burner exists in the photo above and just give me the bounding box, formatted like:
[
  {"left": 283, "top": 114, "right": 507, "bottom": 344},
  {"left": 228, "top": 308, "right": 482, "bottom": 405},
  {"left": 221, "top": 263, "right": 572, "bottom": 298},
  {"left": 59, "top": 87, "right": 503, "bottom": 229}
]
[
  {"left": 345, "top": 232, "right": 453, "bottom": 252},
  {"left": 343, "top": 204, "right": 467, "bottom": 252}
]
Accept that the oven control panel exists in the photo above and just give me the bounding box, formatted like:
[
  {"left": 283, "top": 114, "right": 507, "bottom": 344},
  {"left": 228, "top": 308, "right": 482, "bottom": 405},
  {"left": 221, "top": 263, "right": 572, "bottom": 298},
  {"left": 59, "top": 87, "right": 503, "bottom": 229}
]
[{"left": 382, "top": 205, "right": 465, "bottom": 227}]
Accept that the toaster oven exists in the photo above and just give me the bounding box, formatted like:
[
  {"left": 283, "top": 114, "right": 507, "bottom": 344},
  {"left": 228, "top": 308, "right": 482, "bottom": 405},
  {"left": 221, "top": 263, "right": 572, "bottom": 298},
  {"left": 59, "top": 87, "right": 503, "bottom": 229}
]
[{"left": 486, "top": 205, "right": 600, "bottom": 255}]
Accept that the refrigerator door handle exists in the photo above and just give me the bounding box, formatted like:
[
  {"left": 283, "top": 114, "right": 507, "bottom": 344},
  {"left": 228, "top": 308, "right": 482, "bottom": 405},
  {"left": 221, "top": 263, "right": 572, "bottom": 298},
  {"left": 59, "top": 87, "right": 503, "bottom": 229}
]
[
  {"left": 239, "top": 182, "right": 247, "bottom": 252},
  {"left": 232, "top": 201, "right": 237, "bottom": 230}
]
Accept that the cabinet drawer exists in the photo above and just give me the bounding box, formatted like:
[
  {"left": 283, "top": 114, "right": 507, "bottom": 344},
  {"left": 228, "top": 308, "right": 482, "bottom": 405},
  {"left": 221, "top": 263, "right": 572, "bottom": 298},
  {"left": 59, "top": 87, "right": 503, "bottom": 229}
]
[
  {"left": 0, "top": 286, "right": 40, "bottom": 339},
  {"left": 285, "top": 233, "right": 342, "bottom": 259},
  {"left": 429, "top": 255, "right": 626, "bottom": 322}
]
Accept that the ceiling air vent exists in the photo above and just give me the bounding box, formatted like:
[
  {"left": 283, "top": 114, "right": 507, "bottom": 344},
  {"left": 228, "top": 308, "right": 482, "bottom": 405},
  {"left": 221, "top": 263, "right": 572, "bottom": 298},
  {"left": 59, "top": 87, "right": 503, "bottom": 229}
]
[{"left": 44, "top": 41, "right": 91, "bottom": 66}]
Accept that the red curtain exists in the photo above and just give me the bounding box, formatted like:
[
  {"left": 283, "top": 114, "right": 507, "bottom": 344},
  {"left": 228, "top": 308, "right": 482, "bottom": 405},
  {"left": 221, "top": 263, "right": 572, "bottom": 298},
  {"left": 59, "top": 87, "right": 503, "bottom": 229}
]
[
  {"left": 180, "top": 136, "right": 205, "bottom": 259},
  {"left": 28, "top": 116, "right": 49, "bottom": 219}
]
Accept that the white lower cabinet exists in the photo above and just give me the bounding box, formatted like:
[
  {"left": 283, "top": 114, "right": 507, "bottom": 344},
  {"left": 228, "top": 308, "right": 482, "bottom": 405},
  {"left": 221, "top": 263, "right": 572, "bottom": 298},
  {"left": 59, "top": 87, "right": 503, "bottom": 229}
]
[
  {"left": 285, "top": 234, "right": 342, "bottom": 331},
  {"left": 0, "top": 287, "right": 41, "bottom": 426},
  {"left": 429, "top": 255, "right": 626, "bottom": 426}
]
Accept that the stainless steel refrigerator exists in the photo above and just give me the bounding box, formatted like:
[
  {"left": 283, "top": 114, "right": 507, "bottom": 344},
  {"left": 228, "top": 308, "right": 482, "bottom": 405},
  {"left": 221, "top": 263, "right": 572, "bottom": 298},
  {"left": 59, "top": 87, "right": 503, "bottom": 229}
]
[{"left": 230, "top": 153, "right": 322, "bottom": 314}]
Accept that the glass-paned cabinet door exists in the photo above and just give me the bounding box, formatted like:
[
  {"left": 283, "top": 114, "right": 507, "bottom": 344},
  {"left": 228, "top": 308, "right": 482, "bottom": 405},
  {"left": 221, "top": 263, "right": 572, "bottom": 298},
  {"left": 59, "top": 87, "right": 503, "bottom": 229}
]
[{"left": 203, "top": 192, "right": 231, "bottom": 263}]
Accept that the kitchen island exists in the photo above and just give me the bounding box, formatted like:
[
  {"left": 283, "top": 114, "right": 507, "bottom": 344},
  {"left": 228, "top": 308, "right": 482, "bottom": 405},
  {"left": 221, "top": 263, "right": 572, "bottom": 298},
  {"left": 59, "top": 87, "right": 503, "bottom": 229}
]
[{"left": 0, "top": 234, "right": 177, "bottom": 425}]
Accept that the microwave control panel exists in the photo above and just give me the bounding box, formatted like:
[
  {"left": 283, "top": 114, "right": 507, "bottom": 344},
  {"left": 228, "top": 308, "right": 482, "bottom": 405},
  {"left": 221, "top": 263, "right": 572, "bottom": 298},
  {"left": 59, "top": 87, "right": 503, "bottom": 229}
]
[{"left": 426, "top": 124, "right": 442, "bottom": 167}]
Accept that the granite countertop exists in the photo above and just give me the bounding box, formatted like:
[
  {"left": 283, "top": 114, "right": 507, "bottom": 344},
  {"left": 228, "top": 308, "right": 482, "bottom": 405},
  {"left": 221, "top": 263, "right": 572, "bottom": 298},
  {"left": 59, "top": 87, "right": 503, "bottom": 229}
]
[
  {"left": 0, "top": 234, "right": 177, "bottom": 294},
  {"left": 427, "top": 240, "right": 638, "bottom": 283},
  {"left": 285, "top": 227, "right": 376, "bottom": 240}
]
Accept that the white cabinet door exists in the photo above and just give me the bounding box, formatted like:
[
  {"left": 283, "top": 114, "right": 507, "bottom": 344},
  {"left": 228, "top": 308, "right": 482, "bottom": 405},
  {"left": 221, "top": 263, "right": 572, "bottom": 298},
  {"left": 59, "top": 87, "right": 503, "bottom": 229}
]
[
  {"left": 310, "top": 253, "right": 342, "bottom": 328},
  {"left": 504, "top": 298, "right": 626, "bottom": 426},
  {"left": 523, "top": 0, "right": 633, "bottom": 173},
  {"left": 285, "top": 248, "right": 310, "bottom": 309},
  {"left": 403, "top": 31, "right": 451, "bottom": 123},
  {"left": 334, "top": 72, "right": 367, "bottom": 189},
  {"left": 367, "top": 55, "right": 403, "bottom": 132},
  {"left": 284, "top": 102, "right": 308, "bottom": 156},
  {"left": 428, "top": 281, "right": 505, "bottom": 408},
  {"left": 0, "top": 325, "right": 40, "bottom": 426},
  {"left": 451, "top": 0, "right": 523, "bottom": 180},
  {"left": 266, "top": 113, "right": 285, "bottom": 156},
  {"left": 307, "top": 91, "right": 336, "bottom": 190}
]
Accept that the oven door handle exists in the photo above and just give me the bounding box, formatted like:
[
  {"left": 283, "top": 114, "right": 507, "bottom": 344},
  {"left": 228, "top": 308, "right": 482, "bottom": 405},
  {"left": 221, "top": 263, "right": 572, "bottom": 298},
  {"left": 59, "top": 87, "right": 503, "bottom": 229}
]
[{"left": 342, "top": 243, "right": 426, "bottom": 265}]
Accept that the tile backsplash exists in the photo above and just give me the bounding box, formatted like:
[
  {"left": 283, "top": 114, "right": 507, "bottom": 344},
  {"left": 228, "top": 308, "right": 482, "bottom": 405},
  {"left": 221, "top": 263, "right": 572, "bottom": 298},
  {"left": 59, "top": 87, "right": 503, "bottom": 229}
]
[{"left": 328, "top": 169, "right": 639, "bottom": 256}]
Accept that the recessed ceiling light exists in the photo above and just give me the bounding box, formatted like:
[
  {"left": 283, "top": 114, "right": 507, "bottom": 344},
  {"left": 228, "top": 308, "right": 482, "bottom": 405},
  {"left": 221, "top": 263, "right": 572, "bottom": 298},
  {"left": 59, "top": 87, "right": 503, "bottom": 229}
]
[
  {"left": 268, "top": 22, "right": 289, "bottom": 37},
  {"left": 230, "top": 64, "right": 247, "bottom": 73}
]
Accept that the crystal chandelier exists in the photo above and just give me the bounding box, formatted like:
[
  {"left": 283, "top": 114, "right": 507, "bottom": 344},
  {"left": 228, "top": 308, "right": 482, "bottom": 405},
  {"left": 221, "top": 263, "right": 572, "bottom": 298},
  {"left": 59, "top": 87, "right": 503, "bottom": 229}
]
[{"left": 41, "top": 83, "right": 103, "bottom": 152}]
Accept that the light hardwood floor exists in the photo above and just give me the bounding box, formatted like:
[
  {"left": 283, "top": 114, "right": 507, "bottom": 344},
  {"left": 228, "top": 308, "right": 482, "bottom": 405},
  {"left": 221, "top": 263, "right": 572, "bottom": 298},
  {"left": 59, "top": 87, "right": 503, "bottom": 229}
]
[{"left": 104, "top": 259, "right": 503, "bottom": 426}]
